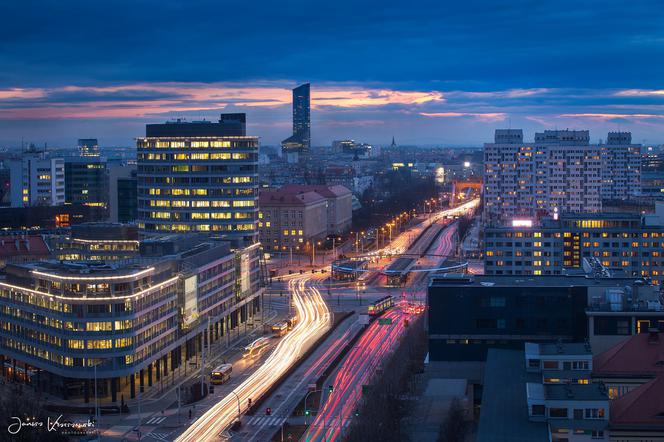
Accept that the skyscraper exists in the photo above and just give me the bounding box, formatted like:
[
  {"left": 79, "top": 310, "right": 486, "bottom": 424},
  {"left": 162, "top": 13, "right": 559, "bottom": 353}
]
[
  {"left": 281, "top": 83, "right": 311, "bottom": 161},
  {"left": 137, "top": 113, "right": 259, "bottom": 244}
]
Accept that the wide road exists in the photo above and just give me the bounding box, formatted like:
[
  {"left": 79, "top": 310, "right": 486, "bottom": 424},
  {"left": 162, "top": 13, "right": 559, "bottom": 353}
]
[
  {"left": 176, "top": 273, "right": 331, "bottom": 442},
  {"left": 302, "top": 308, "right": 410, "bottom": 442}
]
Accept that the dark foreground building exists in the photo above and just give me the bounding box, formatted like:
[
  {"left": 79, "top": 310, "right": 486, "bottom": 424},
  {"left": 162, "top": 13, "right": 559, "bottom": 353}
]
[{"left": 427, "top": 274, "right": 650, "bottom": 361}]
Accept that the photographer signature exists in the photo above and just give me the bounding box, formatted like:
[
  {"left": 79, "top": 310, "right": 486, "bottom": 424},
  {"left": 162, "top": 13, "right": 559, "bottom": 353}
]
[{"left": 7, "top": 415, "right": 94, "bottom": 434}]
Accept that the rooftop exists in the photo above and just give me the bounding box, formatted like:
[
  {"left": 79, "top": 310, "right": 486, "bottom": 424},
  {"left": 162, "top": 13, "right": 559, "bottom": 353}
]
[
  {"left": 429, "top": 274, "right": 647, "bottom": 289},
  {"left": 0, "top": 235, "right": 50, "bottom": 257},
  {"left": 259, "top": 188, "right": 327, "bottom": 206},
  {"left": 538, "top": 342, "right": 592, "bottom": 356},
  {"left": 594, "top": 331, "right": 664, "bottom": 378},
  {"left": 610, "top": 375, "right": 664, "bottom": 429},
  {"left": 280, "top": 184, "right": 352, "bottom": 198},
  {"left": 545, "top": 383, "right": 608, "bottom": 401},
  {"left": 477, "top": 349, "right": 548, "bottom": 442}
]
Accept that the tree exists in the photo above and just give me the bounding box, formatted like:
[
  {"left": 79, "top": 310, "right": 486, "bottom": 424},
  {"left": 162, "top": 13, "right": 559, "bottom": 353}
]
[{"left": 438, "top": 398, "right": 469, "bottom": 442}]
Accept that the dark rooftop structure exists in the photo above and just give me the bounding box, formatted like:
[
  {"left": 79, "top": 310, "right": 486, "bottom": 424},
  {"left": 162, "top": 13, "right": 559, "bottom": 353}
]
[
  {"left": 477, "top": 349, "right": 548, "bottom": 442},
  {"left": 146, "top": 113, "right": 247, "bottom": 137}
]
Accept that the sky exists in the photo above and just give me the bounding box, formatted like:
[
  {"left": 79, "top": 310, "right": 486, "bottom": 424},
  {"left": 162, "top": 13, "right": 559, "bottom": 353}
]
[{"left": 1, "top": 0, "right": 663, "bottom": 148}]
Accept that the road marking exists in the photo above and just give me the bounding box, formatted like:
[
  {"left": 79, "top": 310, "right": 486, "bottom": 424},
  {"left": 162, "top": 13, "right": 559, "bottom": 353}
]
[{"left": 146, "top": 432, "right": 173, "bottom": 441}]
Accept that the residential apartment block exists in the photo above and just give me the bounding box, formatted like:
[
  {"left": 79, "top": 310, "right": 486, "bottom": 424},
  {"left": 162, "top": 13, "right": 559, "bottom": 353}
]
[
  {"left": 484, "top": 208, "right": 664, "bottom": 285},
  {"left": 483, "top": 130, "right": 640, "bottom": 225}
]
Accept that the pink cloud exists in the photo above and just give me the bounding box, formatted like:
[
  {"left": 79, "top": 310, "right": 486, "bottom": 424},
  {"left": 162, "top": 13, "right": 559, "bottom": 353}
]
[{"left": 419, "top": 111, "right": 507, "bottom": 122}]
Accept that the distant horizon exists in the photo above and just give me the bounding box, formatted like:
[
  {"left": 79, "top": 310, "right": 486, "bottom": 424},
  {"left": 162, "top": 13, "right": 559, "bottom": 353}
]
[{"left": 2, "top": 1, "right": 663, "bottom": 147}]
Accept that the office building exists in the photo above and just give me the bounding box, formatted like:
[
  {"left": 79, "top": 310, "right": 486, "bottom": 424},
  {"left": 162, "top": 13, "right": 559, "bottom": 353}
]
[
  {"left": 0, "top": 235, "right": 263, "bottom": 402},
  {"left": 64, "top": 157, "right": 109, "bottom": 209},
  {"left": 281, "top": 83, "right": 311, "bottom": 162},
  {"left": 52, "top": 223, "right": 140, "bottom": 261},
  {"left": 78, "top": 138, "right": 100, "bottom": 157},
  {"left": 258, "top": 187, "right": 327, "bottom": 253},
  {"left": 427, "top": 274, "right": 650, "bottom": 362},
  {"left": 1, "top": 150, "right": 65, "bottom": 207},
  {"left": 108, "top": 163, "right": 137, "bottom": 223},
  {"left": 137, "top": 114, "right": 259, "bottom": 244},
  {"left": 484, "top": 208, "right": 664, "bottom": 285},
  {"left": 483, "top": 130, "right": 640, "bottom": 225}
]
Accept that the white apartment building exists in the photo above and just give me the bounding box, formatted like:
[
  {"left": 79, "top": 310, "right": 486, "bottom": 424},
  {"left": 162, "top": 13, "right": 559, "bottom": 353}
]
[
  {"left": 4, "top": 152, "right": 65, "bottom": 207},
  {"left": 483, "top": 130, "right": 640, "bottom": 226}
]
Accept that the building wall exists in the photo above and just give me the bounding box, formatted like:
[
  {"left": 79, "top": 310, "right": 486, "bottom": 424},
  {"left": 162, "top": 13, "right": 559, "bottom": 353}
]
[
  {"left": 428, "top": 284, "right": 588, "bottom": 361},
  {"left": 483, "top": 130, "right": 641, "bottom": 226},
  {"left": 64, "top": 158, "right": 109, "bottom": 208},
  {"left": 259, "top": 200, "right": 328, "bottom": 252},
  {"left": 136, "top": 137, "right": 259, "bottom": 243},
  {"left": 485, "top": 216, "right": 664, "bottom": 285}
]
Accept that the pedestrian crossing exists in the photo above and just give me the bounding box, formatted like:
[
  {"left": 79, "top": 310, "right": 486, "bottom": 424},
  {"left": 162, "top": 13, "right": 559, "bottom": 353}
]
[
  {"left": 145, "top": 431, "right": 173, "bottom": 441},
  {"left": 144, "top": 415, "right": 167, "bottom": 425},
  {"left": 245, "top": 415, "right": 285, "bottom": 426}
]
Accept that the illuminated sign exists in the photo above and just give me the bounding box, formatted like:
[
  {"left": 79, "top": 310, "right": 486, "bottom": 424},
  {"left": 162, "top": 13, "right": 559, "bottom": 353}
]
[{"left": 511, "top": 219, "right": 533, "bottom": 228}]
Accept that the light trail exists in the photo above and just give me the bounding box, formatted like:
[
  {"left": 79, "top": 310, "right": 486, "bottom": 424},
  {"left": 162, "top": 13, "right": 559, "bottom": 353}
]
[
  {"left": 303, "top": 308, "right": 409, "bottom": 442},
  {"left": 176, "top": 273, "right": 331, "bottom": 442}
]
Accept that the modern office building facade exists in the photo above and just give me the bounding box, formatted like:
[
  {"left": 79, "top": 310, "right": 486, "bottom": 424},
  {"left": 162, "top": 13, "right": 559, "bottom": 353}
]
[
  {"left": 0, "top": 236, "right": 263, "bottom": 402},
  {"left": 428, "top": 274, "right": 591, "bottom": 361},
  {"left": 484, "top": 210, "right": 664, "bottom": 285},
  {"left": 137, "top": 114, "right": 259, "bottom": 244},
  {"left": 52, "top": 223, "right": 140, "bottom": 261},
  {"left": 64, "top": 157, "right": 109, "bottom": 209},
  {"left": 78, "top": 138, "right": 100, "bottom": 157},
  {"left": 483, "top": 130, "right": 640, "bottom": 225},
  {"left": 281, "top": 83, "right": 311, "bottom": 161}
]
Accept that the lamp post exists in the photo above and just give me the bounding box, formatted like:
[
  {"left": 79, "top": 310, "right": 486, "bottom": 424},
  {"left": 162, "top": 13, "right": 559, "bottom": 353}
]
[
  {"left": 304, "top": 389, "right": 322, "bottom": 425},
  {"left": 229, "top": 391, "right": 241, "bottom": 423}
]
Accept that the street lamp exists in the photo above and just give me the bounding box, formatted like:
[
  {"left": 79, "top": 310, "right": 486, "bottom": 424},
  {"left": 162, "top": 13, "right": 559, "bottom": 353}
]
[{"left": 229, "top": 391, "right": 241, "bottom": 424}]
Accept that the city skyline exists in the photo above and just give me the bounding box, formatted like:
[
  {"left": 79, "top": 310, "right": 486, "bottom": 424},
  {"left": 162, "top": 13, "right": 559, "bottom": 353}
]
[{"left": 1, "top": 1, "right": 663, "bottom": 147}]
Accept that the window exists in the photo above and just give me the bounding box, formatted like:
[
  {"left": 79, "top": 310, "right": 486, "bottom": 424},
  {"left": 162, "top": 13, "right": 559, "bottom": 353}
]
[
  {"left": 490, "top": 296, "right": 506, "bottom": 307},
  {"left": 585, "top": 408, "right": 605, "bottom": 419},
  {"left": 543, "top": 360, "right": 558, "bottom": 369},
  {"left": 573, "top": 409, "right": 584, "bottom": 419},
  {"left": 531, "top": 405, "right": 545, "bottom": 416},
  {"left": 549, "top": 408, "right": 568, "bottom": 418}
]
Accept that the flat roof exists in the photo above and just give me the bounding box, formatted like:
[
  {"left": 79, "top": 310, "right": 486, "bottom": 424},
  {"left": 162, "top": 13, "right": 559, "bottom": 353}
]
[
  {"left": 477, "top": 349, "right": 548, "bottom": 442},
  {"left": 430, "top": 274, "right": 646, "bottom": 288},
  {"left": 545, "top": 383, "right": 608, "bottom": 401},
  {"left": 539, "top": 342, "right": 592, "bottom": 356}
]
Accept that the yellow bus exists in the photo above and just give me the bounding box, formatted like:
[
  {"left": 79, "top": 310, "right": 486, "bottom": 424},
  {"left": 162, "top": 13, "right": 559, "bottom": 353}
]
[
  {"left": 210, "top": 363, "right": 232, "bottom": 385},
  {"left": 271, "top": 322, "right": 288, "bottom": 336}
]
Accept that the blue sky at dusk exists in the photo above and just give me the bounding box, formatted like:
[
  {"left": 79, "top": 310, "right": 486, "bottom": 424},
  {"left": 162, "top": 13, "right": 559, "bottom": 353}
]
[{"left": 1, "top": 0, "right": 663, "bottom": 147}]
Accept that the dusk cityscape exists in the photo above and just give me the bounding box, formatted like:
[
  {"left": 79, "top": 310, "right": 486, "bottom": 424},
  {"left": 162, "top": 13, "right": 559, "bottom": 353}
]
[{"left": 0, "top": 1, "right": 663, "bottom": 442}]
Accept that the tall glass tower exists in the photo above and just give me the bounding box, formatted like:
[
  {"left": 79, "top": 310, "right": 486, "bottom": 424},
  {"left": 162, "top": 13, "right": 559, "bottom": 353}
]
[{"left": 281, "top": 83, "right": 310, "bottom": 160}]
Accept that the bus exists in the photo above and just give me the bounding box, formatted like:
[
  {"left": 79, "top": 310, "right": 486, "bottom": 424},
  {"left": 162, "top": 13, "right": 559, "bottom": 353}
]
[
  {"left": 271, "top": 322, "right": 288, "bottom": 336},
  {"left": 242, "top": 337, "right": 271, "bottom": 359},
  {"left": 368, "top": 296, "right": 395, "bottom": 316},
  {"left": 210, "top": 363, "right": 233, "bottom": 385},
  {"left": 286, "top": 316, "right": 298, "bottom": 330}
]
